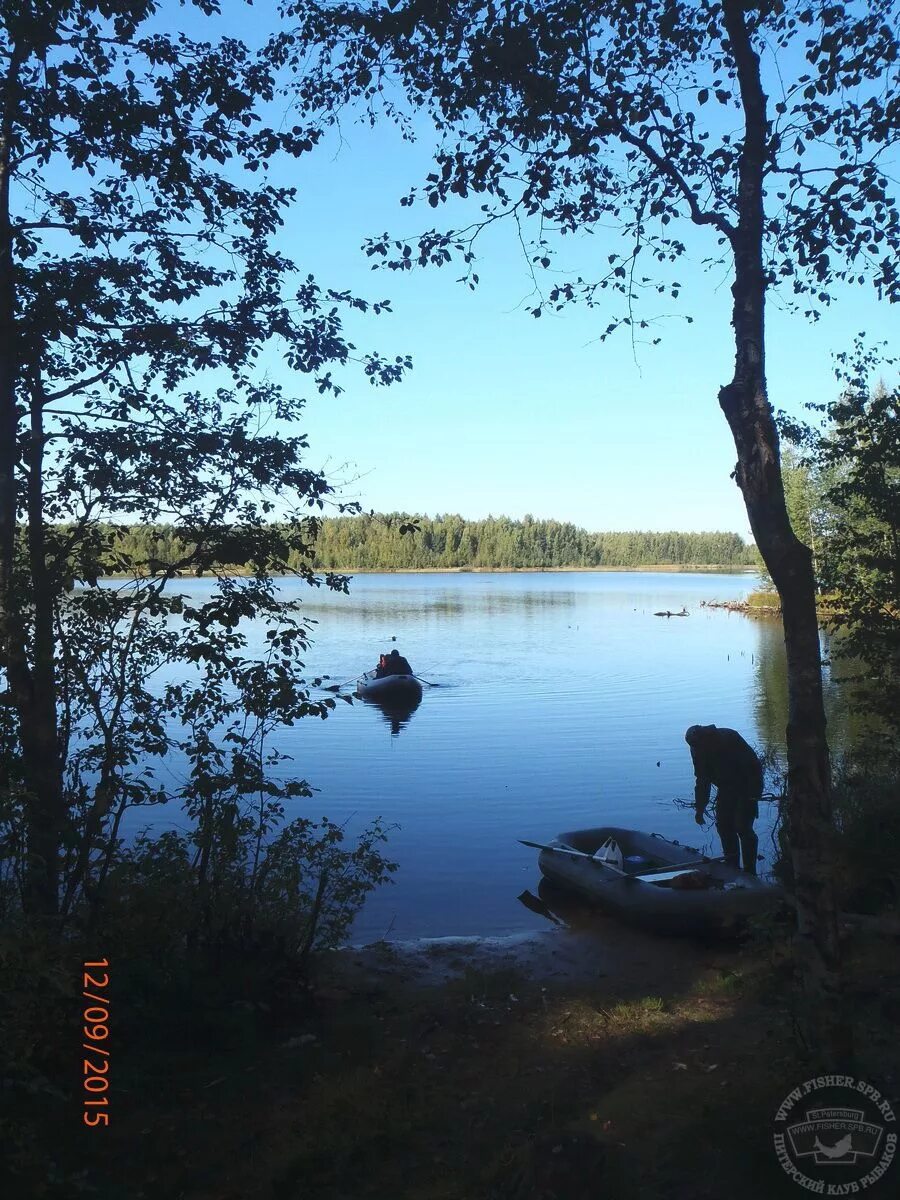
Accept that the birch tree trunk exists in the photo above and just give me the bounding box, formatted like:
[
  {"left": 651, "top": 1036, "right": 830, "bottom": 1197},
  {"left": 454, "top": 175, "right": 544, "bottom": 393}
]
[{"left": 719, "top": 0, "right": 848, "bottom": 1067}]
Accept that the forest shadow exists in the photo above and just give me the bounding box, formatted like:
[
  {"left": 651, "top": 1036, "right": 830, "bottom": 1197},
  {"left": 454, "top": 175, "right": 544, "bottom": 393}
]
[{"left": 62, "top": 918, "right": 900, "bottom": 1200}]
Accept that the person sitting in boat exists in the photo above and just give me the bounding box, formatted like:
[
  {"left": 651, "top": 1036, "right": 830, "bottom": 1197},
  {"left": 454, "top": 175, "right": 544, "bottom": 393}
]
[
  {"left": 685, "top": 724, "right": 762, "bottom": 875},
  {"left": 373, "top": 652, "right": 391, "bottom": 678},
  {"left": 382, "top": 648, "right": 413, "bottom": 677}
]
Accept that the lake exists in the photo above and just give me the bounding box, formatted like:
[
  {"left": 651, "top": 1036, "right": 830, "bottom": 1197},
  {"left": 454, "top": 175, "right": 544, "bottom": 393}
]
[{"left": 157, "top": 570, "right": 810, "bottom": 942}]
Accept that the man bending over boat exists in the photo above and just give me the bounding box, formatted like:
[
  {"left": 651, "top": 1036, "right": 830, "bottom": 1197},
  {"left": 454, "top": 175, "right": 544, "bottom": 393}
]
[
  {"left": 684, "top": 725, "right": 762, "bottom": 875},
  {"left": 375, "top": 648, "right": 414, "bottom": 678}
]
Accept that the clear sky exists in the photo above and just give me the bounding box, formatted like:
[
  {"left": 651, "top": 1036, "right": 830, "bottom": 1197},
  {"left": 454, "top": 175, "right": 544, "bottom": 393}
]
[{"left": 174, "top": 3, "right": 899, "bottom": 537}]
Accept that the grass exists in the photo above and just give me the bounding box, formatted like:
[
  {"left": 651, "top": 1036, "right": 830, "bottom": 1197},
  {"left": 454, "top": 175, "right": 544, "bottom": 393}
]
[
  {"left": 6, "top": 914, "right": 895, "bottom": 1200},
  {"left": 40, "top": 927, "right": 896, "bottom": 1200},
  {"left": 745, "top": 588, "right": 852, "bottom": 618},
  {"left": 746, "top": 590, "right": 781, "bottom": 609}
]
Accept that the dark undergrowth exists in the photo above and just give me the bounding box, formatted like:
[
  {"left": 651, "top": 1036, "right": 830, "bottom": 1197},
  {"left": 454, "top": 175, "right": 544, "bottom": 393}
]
[{"left": 8, "top": 923, "right": 899, "bottom": 1200}]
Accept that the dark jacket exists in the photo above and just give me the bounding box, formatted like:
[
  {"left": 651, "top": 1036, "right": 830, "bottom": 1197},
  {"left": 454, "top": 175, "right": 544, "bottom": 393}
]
[
  {"left": 385, "top": 654, "right": 413, "bottom": 676},
  {"left": 689, "top": 727, "right": 763, "bottom": 807}
]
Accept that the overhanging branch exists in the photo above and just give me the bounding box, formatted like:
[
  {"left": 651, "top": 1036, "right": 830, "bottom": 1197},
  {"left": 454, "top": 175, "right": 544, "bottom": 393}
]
[{"left": 610, "top": 121, "right": 736, "bottom": 242}]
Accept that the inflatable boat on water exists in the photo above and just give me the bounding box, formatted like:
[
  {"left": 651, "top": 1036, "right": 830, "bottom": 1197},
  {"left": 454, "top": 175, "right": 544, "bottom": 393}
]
[
  {"left": 356, "top": 670, "right": 423, "bottom": 703},
  {"left": 531, "top": 826, "right": 783, "bottom": 937}
]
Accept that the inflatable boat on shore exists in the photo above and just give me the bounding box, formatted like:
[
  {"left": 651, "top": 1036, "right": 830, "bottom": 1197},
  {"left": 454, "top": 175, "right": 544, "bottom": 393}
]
[{"left": 532, "top": 826, "right": 783, "bottom": 937}]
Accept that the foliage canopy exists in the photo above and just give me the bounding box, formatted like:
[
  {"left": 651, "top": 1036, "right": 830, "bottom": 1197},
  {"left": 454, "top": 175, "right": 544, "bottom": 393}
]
[
  {"left": 289, "top": 0, "right": 900, "bottom": 329},
  {"left": 0, "top": 1, "right": 406, "bottom": 916},
  {"left": 781, "top": 372, "right": 900, "bottom": 743}
]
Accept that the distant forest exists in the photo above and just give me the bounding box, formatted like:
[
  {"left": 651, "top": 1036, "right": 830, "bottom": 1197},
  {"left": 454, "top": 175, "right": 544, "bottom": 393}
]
[
  {"left": 313, "top": 514, "right": 758, "bottom": 569},
  {"left": 92, "top": 515, "right": 759, "bottom": 573}
]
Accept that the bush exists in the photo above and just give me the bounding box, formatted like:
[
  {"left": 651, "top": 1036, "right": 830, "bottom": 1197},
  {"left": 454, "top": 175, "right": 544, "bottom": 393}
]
[
  {"left": 96, "top": 816, "right": 395, "bottom": 966},
  {"left": 0, "top": 813, "right": 396, "bottom": 1194},
  {"left": 771, "top": 753, "right": 900, "bottom": 915},
  {"left": 830, "top": 757, "right": 900, "bottom": 915}
]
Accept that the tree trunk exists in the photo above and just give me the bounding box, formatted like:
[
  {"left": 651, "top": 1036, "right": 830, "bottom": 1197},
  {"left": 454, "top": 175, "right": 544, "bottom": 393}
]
[
  {"left": 720, "top": 0, "right": 849, "bottom": 1068},
  {"left": 0, "top": 51, "right": 21, "bottom": 642},
  {"left": 0, "top": 43, "right": 63, "bottom": 916}
]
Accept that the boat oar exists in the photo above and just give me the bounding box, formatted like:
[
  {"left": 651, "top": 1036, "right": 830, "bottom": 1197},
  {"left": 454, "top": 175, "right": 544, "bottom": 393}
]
[
  {"left": 518, "top": 839, "right": 630, "bottom": 878},
  {"left": 519, "top": 839, "right": 726, "bottom": 879},
  {"left": 655, "top": 854, "right": 726, "bottom": 873},
  {"left": 323, "top": 675, "right": 359, "bottom": 693},
  {"left": 413, "top": 675, "right": 441, "bottom": 686}
]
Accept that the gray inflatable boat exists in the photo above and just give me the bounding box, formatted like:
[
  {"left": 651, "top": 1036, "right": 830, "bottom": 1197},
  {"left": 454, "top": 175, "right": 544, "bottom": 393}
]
[
  {"left": 536, "top": 826, "right": 783, "bottom": 937},
  {"left": 356, "top": 670, "right": 423, "bottom": 703}
]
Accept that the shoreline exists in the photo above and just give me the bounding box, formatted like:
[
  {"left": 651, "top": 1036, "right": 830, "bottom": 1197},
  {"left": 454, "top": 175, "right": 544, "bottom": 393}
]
[
  {"left": 700, "top": 597, "right": 780, "bottom": 615},
  {"left": 701, "top": 594, "right": 842, "bottom": 620},
  {"left": 101, "top": 564, "right": 758, "bottom": 579},
  {"left": 85, "top": 913, "right": 900, "bottom": 1200},
  {"left": 317, "top": 564, "right": 758, "bottom": 574},
  {"left": 333, "top": 921, "right": 726, "bottom": 988}
]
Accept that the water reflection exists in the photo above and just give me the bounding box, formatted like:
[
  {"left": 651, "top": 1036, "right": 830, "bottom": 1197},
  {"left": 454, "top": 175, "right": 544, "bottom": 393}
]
[
  {"left": 517, "top": 882, "right": 613, "bottom": 930},
  {"left": 516, "top": 888, "right": 564, "bottom": 926},
  {"left": 752, "top": 616, "right": 868, "bottom": 759},
  {"left": 535, "top": 879, "right": 599, "bottom": 928},
  {"left": 301, "top": 588, "right": 578, "bottom": 621},
  {"left": 359, "top": 690, "right": 422, "bottom": 737}
]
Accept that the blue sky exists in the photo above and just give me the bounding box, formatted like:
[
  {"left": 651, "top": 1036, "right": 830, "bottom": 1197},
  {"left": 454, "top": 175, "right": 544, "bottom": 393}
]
[
  {"left": 159, "top": 2, "right": 897, "bottom": 537},
  {"left": 273, "top": 114, "right": 895, "bottom": 536}
]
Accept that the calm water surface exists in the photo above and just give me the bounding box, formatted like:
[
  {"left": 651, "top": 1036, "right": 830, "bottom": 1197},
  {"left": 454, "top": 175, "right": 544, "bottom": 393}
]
[{"left": 148, "top": 570, "right": 807, "bottom": 941}]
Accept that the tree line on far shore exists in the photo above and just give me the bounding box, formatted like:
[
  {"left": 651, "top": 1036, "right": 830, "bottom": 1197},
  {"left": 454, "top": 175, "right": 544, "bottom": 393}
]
[{"left": 80, "top": 515, "right": 759, "bottom": 574}]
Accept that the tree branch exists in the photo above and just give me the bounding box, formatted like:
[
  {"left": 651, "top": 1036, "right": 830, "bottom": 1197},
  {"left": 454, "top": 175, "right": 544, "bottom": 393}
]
[
  {"left": 42, "top": 362, "right": 123, "bottom": 404},
  {"left": 609, "top": 120, "right": 736, "bottom": 241}
]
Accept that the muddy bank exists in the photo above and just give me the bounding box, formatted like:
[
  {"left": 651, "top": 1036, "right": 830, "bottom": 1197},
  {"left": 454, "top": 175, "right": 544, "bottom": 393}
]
[
  {"left": 326, "top": 910, "right": 736, "bottom": 997},
  {"left": 96, "top": 902, "right": 900, "bottom": 1200}
]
